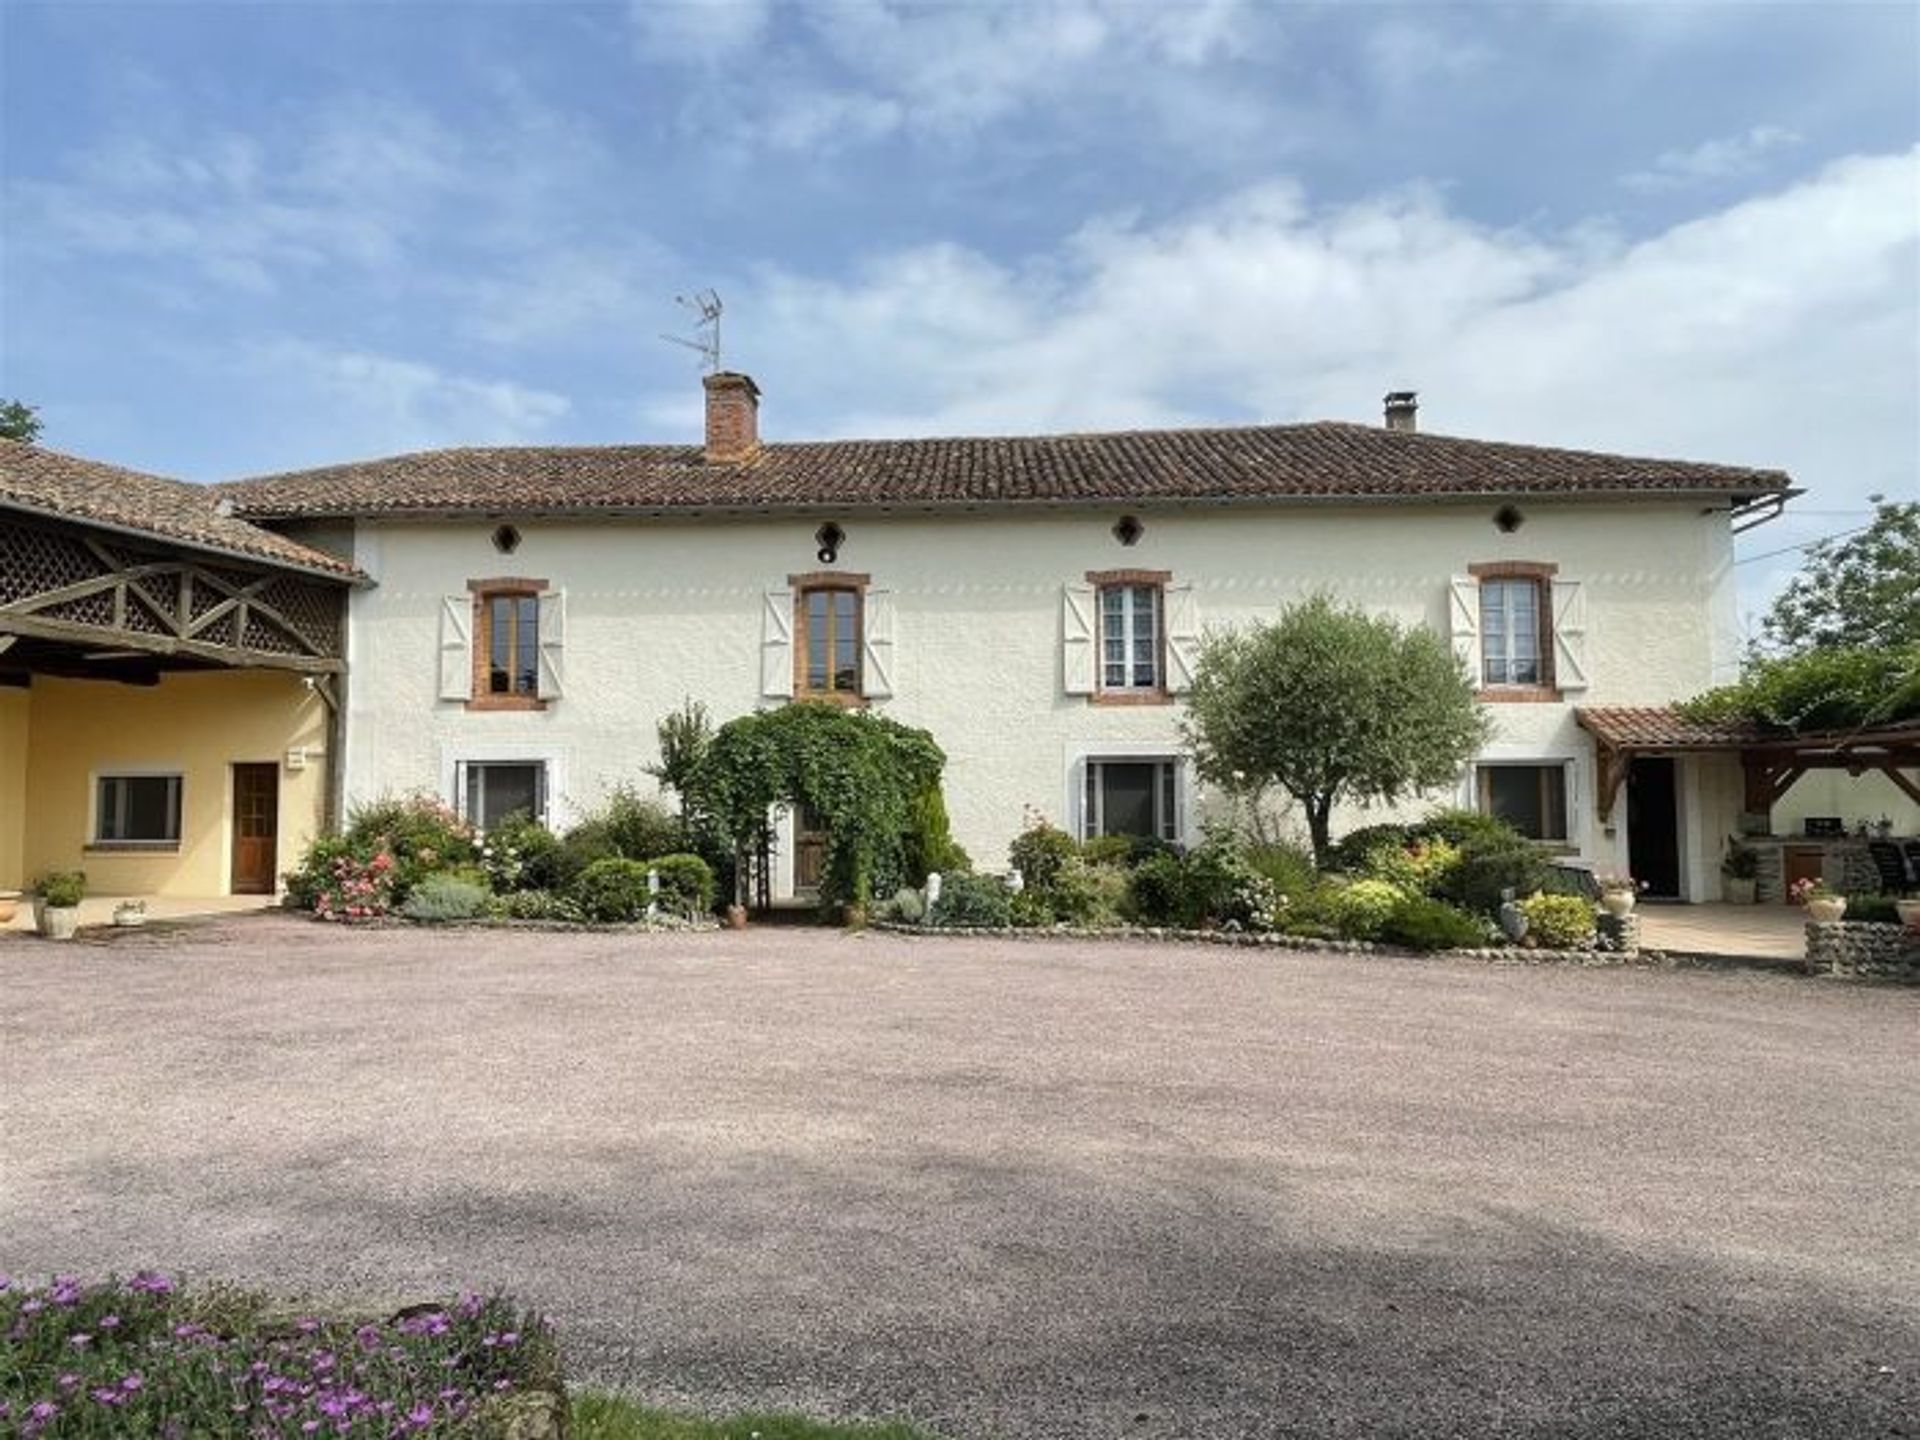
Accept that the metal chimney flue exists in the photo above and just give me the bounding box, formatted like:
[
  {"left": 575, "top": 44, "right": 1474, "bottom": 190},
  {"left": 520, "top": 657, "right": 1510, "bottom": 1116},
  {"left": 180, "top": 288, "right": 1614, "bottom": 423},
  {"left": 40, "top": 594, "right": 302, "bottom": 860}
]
[{"left": 1384, "top": 391, "right": 1418, "bottom": 432}]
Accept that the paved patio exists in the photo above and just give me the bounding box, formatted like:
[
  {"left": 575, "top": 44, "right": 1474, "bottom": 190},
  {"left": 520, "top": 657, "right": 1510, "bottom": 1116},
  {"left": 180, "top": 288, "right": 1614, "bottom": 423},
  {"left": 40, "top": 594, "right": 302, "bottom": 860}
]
[
  {"left": 0, "top": 893, "right": 275, "bottom": 933},
  {"left": 1638, "top": 901, "right": 1807, "bottom": 961},
  {"left": 2, "top": 916, "right": 1913, "bottom": 1438}
]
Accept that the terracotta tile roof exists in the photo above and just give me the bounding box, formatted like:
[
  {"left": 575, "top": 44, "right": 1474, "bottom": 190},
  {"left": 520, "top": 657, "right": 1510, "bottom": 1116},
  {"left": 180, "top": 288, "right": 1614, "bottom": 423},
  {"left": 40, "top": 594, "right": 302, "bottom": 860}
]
[
  {"left": 215, "top": 421, "right": 1793, "bottom": 520},
  {"left": 1, "top": 440, "right": 361, "bottom": 580},
  {"left": 1576, "top": 706, "right": 1761, "bottom": 750}
]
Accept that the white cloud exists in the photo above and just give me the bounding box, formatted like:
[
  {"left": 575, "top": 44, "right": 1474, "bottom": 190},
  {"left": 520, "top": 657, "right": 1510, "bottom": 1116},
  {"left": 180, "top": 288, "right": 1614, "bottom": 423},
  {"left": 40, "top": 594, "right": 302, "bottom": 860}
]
[
  {"left": 1620, "top": 124, "right": 1803, "bottom": 192},
  {"left": 629, "top": 0, "right": 774, "bottom": 60},
  {"left": 255, "top": 342, "right": 571, "bottom": 451}
]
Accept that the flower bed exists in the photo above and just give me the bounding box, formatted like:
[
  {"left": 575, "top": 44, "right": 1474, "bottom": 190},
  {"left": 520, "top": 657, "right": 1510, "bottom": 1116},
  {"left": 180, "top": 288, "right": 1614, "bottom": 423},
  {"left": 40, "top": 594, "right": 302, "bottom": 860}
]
[{"left": 0, "top": 1274, "right": 561, "bottom": 1439}]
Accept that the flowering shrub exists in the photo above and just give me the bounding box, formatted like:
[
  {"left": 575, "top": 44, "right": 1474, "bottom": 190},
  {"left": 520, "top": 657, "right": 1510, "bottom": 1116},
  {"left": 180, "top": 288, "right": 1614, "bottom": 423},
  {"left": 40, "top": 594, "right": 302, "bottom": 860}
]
[
  {"left": 1330, "top": 878, "right": 1406, "bottom": 941},
  {"left": 0, "top": 1273, "right": 556, "bottom": 1438},
  {"left": 1517, "top": 892, "right": 1597, "bottom": 948},
  {"left": 1789, "top": 876, "right": 1837, "bottom": 905},
  {"left": 476, "top": 812, "right": 564, "bottom": 894},
  {"left": 310, "top": 849, "right": 396, "bottom": 923}
]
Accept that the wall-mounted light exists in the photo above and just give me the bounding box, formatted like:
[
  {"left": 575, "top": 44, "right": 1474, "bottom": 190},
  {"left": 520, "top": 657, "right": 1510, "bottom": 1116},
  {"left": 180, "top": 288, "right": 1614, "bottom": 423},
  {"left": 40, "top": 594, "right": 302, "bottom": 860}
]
[{"left": 815, "top": 522, "right": 845, "bottom": 564}]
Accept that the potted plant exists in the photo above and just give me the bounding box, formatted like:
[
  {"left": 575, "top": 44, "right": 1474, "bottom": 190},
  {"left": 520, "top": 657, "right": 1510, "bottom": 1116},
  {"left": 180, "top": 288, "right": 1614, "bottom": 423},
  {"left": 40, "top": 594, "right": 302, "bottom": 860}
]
[
  {"left": 1895, "top": 894, "right": 1920, "bottom": 931},
  {"left": 1596, "top": 873, "right": 1640, "bottom": 917},
  {"left": 33, "top": 870, "right": 87, "bottom": 940},
  {"left": 112, "top": 900, "right": 148, "bottom": 928},
  {"left": 1790, "top": 876, "right": 1846, "bottom": 923},
  {"left": 0, "top": 888, "right": 21, "bottom": 926},
  {"left": 1720, "top": 838, "right": 1759, "bottom": 905}
]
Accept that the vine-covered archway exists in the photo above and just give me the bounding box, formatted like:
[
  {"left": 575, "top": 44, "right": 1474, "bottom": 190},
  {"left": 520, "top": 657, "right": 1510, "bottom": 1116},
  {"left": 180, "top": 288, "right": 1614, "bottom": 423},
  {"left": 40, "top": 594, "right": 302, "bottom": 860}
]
[{"left": 689, "top": 702, "right": 957, "bottom": 909}]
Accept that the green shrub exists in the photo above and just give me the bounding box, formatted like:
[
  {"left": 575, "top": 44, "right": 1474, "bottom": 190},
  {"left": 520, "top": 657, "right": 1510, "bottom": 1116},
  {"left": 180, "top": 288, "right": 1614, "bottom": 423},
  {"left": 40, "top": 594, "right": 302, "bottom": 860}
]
[
  {"left": 883, "top": 886, "right": 927, "bottom": 924},
  {"left": 479, "top": 810, "right": 565, "bottom": 892},
  {"left": 1008, "top": 821, "right": 1079, "bottom": 893},
  {"left": 1008, "top": 888, "right": 1056, "bottom": 928},
  {"left": 1418, "top": 808, "right": 1529, "bottom": 852},
  {"left": 1049, "top": 857, "right": 1129, "bottom": 927},
  {"left": 1272, "top": 879, "right": 1344, "bottom": 939},
  {"left": 600, "top": 786, "right": 681, "bottom": 862},
  {"left": 1841, "top": 893, "right": 1900, "bottom": 924},
  {"left": 1331, "top": 878, "right": 1406, "bottom": 940},
  {"left": 649, "top": 852, "right": 716, "bottom": 917},
  {"left": 34, "top": 869, "right": 86, "bottom": 907},
  {"left": 1244, "top": 842, "right": 1319, "bottom": 899},
  {"left": 571, "top": 857, "right": 654, "bottom": 923},
  {"left": 931, "top": 872, "right": 1013, "bottom": 928},
  {"left": 401, "top": 873, "right": 491, "bottom": 923},
  {"left": 1326, "top": 824, "right": 1412, "bottom": 873},
  {"left": 1518, "top": 892, "right": 1597, "bottom": 948},
  {"left": 500, "top": 888, "right": 583, "bottom": 922},
  {"left": 902, "top": 786, "right": 970, "bottom": 883},
  {"left": 1177, "top": 839, "right": 1280, "bottom": 930},
  {"left": 1383, "top": 895, "right": 1493, "bottom": 951},
  {"left": 1126, "top": 852, "right": 1188, "bottom": 926},
  {"left": 1437, "top": 845, "right": 1556, "bottom": 917}
]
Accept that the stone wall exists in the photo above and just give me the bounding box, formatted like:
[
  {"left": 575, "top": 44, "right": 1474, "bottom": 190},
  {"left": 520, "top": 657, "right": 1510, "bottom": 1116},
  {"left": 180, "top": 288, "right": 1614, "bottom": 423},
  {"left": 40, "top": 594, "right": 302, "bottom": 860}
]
[{"left": 1804, "top": 921, "right": 1920, "bottom": 982}]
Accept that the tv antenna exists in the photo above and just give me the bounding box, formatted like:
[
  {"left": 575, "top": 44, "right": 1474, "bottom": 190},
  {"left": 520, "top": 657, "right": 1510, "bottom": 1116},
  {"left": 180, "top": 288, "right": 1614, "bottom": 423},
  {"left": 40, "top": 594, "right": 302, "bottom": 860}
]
[{"left": 661, "top": 290, "right": 724, "bottom": 373}]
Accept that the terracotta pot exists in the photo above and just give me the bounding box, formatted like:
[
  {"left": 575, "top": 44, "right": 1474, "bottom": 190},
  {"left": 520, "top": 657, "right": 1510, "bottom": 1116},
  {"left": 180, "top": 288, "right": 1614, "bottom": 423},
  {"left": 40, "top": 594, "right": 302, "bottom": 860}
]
[
  {"left": 725, "top": 904, "right": 748, "bottom": 930},
  {"left": 1805, "top": 896, "right": 1847, "bottom": 924},
  {"left": 1600, "top": 889, "right": 1637, "bottom": 918},
  {"left": 0, "top": 892, "right": 20, "bottom": 925}
]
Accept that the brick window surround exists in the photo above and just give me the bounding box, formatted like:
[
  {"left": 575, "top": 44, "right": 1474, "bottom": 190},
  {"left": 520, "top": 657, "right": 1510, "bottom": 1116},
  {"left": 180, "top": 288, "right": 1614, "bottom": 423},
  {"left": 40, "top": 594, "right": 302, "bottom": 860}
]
[
  {"left": 790, "top": 570, "right": 869, "bottom": 707},
  {"left": 1469, "top": 560, "right": 1559, "bottom": 703},
  {"left": 467, "top": 576, "right": 547, "bottom": 712},
  {"left": 1086, "top": 568, "right": 1173, "bottom": 706}
]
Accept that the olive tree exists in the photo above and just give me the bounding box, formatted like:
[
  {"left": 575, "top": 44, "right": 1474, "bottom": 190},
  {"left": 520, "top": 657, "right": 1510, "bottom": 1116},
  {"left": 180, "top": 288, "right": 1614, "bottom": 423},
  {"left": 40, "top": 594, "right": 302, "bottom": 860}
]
[{"left": 1181, "top": 595, "right": 1490, "bottom": 865}]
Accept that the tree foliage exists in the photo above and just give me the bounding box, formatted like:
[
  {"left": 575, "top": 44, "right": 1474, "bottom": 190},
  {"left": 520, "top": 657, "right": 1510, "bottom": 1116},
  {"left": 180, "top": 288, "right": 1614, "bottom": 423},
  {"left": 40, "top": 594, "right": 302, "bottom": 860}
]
[
  {"left": 1676, "top": 644, "right": 1920, "bottom": 734},
  {"left": 0, "top": 398, "right": 42, "bottom": 443},
  {"left": 687, "top": 702, "right": 950, "bottom": 907},
  {"left": 1181, "top": 595, "right": 1490, "bottom": 863},
  {"left": 1762, "top": 500, "right": 1919, "bottom": 651}
]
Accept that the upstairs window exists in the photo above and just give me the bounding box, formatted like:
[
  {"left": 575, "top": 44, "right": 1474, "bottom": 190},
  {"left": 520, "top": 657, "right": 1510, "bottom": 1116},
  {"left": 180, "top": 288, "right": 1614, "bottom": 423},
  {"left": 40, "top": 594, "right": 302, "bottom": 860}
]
[
  {"left": 797, "top": 584, "right": 862, "bottom": 700},
  {"left": 1480, "top": 577, "right": 1544, "bottom": 687},
  {"left": 95, "top": 774, "right": 182, "bottom": 845},
  {"left": 1100, "top": 583, "right": 1162, "bottom": 692},
  {"left": 482, "top": 592, "right": 540, "bottom": 697}
]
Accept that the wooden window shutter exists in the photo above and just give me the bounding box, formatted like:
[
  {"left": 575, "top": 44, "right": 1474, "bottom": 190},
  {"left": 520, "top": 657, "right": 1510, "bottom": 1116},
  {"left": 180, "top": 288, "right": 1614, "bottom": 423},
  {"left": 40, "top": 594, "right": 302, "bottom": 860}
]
[
  {"left": 1165, "top": 582, "right": 1200, "bottom": 693},
  {"left": 537, "top": 588, "right": 566, "bottom": 699},
  {"left": 439, "top": 595, "right": 473, "bottom": 702},
  {"left": 1550, "top": 578, "right": 1589, "bottom": 691},
  {"left": 1062, "top": 583, "right": 1096, "bottom": 695},
  {"left": 862, "top": 587, "right": 895, "bottom": 699},
  {"left": 762, "top": 587, "right": 795, "bottom": 698},
  {"left": 1447, "top": 576, "right": 1481, "bottom": 681}
]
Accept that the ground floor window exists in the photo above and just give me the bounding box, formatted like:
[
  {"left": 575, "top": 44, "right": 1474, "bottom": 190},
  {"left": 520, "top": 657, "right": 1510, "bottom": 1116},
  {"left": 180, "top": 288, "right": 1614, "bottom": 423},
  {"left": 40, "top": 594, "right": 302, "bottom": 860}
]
[
  {"left": 1083, "top": 759, "right": 1179, "bottom": 842},
  {"left": 458, "top": 761, "right": 547, "bottom": 831},
  {"left": 95, "top": 773, "right": 182, "bottom": 845},
  {"left": 1476, "top": 762, "right": 1569, "bottom": 843}
]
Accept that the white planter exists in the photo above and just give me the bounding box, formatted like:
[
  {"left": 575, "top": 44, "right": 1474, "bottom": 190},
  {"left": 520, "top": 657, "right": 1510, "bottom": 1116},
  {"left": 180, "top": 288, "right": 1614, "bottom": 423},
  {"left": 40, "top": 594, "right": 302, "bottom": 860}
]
[
  {"left": 1894, "top": 898, "right": 1920, "bottom": 931},
  {"left": 37, "top": 904, "right": 82, "bottom": 941},
  {"left": 1600, "top": 889, "right": 1637, "bottom": 918},
  {"left": 1804, "top": 896, "right": 1847, "bottom": 924}
]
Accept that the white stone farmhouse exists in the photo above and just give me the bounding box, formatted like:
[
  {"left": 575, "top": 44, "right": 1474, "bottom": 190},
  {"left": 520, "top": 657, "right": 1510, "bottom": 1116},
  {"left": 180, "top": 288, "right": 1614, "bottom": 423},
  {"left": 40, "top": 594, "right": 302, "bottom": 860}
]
[{"left": 208, "top": 377, "right": 1796, "bottom": 904}]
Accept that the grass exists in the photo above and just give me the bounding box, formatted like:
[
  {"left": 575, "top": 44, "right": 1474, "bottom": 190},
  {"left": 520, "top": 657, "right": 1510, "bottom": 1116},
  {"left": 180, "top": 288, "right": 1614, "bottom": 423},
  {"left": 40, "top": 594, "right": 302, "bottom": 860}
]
[{"left": 573, "top": 1393, "right": 936, "bottom": 1440}]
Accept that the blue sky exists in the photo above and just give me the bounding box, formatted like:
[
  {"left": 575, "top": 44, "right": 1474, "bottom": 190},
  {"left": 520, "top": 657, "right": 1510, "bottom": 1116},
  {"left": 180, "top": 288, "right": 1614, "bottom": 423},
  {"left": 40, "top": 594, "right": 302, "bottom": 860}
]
[{"left": 3, "top": 1, "right": 1916, "bottom": 622}]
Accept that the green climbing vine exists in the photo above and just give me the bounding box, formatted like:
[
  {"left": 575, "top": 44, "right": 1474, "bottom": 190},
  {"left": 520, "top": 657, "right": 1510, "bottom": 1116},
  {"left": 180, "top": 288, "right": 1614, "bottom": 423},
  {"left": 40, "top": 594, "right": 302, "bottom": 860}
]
[{"left": 687, "top": 702, "right": 956, "bottom": 907}]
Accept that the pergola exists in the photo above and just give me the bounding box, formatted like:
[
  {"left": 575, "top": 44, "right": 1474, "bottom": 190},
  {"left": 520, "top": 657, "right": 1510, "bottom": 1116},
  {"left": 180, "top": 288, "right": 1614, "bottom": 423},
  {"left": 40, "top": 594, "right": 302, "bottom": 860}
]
[{"left": 1577, "top": 706, "right": 1920, "bottom": 826}]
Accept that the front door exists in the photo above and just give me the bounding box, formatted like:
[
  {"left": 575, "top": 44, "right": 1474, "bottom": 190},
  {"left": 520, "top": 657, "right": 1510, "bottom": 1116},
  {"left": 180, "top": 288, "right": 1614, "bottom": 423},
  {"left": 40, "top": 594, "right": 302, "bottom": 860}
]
[
  {"left": 794, "top": 803, "right": 827, "bottom": 896},
  {"left": 1627, "top": 757, "right": 1681, "bottom": 900},
  {"left": 231, "top": 763, "right": 279, "bottom": 895}
]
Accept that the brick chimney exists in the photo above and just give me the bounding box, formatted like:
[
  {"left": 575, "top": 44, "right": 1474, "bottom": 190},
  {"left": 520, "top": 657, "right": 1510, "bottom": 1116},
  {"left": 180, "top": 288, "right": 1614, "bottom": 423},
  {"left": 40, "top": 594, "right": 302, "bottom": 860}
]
[
  {"left": 704, "top": 371, "right": 760, "bottom": 462},
  {"left": 1383, "top": 390, "right": 1418, "bottom": 432}
]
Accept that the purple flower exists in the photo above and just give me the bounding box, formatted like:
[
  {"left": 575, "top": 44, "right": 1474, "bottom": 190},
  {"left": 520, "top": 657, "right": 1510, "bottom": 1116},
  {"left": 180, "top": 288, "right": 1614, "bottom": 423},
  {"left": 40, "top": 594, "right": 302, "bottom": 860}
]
[
  {"left": 29, "top": 1400, "right": 58, "bottom": 1421},
  {"left": 90, "top": 1387, "right": 126, "bottom": 1406},
  {"left": 408, "top": 1401, "right": 435, "bottom": 1425},
  {"left": 49, "top": 1276, "right": 82, "bottom": 1306},
  {"left": 121, "top": 1373, "right": 144, "bottom": 1392},
  {"left": 127, "top": 1271, "right": 175, "bottom": 1295},
  {"left": 99, "top": 1313, "right": 121, "bottom": 1329},
  {"left": 57, "top": 1374, "right": 80, "bottom": 1391},
  {"left": 69, "top": 1333, "right": 92, "bottom": 1348}
]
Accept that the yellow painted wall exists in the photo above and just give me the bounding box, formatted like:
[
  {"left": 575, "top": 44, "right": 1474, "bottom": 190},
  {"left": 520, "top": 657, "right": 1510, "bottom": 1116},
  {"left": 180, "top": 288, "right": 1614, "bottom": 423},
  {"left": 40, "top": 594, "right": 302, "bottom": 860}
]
[
  {"left": 0, "top": 687, "right": 28, "bottom": 891},
  {"left": 20, "top": 670, "right": 328, "bottom": 897}
]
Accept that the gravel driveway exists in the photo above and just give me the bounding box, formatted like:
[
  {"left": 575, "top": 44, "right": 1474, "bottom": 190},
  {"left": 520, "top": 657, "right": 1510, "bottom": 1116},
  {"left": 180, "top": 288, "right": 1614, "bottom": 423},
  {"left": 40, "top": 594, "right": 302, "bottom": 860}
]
[{"left": 3, "top": 916, "right": 1915, "bottom": 1438}]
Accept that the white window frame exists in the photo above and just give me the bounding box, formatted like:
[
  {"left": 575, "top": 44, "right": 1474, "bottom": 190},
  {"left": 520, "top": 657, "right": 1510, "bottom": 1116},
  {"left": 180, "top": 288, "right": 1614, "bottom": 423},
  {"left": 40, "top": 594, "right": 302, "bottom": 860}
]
[
  {"left": 91, "top": 769, "right": 184, "bottom": 846},
  {"left": 1470, "top": 757, "right": 1575, "bottom": 845},
  {"left": 1099, "top": 584, "right": 1162, "bottom": 692},
  {"left": 440, "top": 744, "right": 568, "bottom": 832},
  {"left": 1069, "top": 747, "right": 1188, "bottom": 845},
  {"left": 1479, "top": 577, "right": 1545, "bottom": 687}
]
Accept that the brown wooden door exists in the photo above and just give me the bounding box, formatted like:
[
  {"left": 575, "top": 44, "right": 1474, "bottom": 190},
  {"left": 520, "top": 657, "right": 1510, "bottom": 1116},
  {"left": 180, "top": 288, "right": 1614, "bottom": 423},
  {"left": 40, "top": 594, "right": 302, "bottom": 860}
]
[
  {"left": 794, "top": 803, "right": 826, "bottom": 895},
  {"left": 231, "top": 763, "right": 279, "bottom": 894}
]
